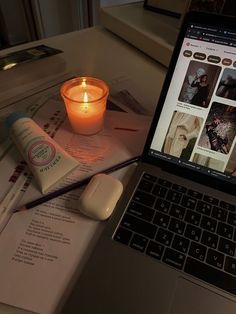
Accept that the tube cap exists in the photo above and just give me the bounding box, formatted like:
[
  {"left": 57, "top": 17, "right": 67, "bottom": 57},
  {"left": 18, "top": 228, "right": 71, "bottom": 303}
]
[{"left": 5, "top": 112, "right": 28, "bottom": 129}]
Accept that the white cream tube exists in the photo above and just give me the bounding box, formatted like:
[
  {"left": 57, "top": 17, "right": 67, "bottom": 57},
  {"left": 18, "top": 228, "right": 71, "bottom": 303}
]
[{"left": 6, "top": 112, "right": 79, "bottom": 194}]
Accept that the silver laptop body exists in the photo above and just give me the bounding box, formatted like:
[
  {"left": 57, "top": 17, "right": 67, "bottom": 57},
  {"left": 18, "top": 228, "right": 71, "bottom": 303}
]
[{"left": 62, "top": 12, "right": 236, "bottom": 314}]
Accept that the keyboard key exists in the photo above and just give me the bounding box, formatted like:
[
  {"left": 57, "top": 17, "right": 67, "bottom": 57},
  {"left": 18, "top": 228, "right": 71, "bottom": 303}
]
[
  {"left": 115, "top": 171, "right": 236, "bottom": 297},
  {"left": 219, "top": 201, "right": 235, "bottom": 212},
  {"left": 133, "top": 190, "right": 156, "bottom": 208},
  {"left": 218, "top": 238, "right": 236, "bottom": 257},
  {"left": 206, "top": 249, "right": 224, "bottom": 269},
  {"left": 163, "top": 248, "right": 185, "bottom": 270},
  {"left": 200, "top": 216, "right": 217, "bottom": 233},
  {"left": 181, "top": 195, "right": 197, "bottom": 210},
  {"left": 156, "top": 228, "right": 173, "bottom": 246},
  {"left": 153, "top": 212, "right": 170, "bottom": 228},
  {"left": 212, "top": 206, "right": 227, "bottom": 222},
  {"left": 130, "top": 234, "right": 148, "bottom": 252},
  {"left": 114, "top": 227, "right": 132, "bottom": 245},
  {"left": 121, "top": 214, "right": 157, "bottom": 239},
  {"left": 217, "top": 222, "right": 233, "bottom": 239},
  {"left": 188, "top": 242, "right": 206, "bottom": 261},
  {"left": 127, "top": 201, "right": 155, "bottom": 222},
  {"left": 155, "top": 198, "right": 170, "bottom": 213},
  {"left": 184, "top": 224, "right": 202, "bottom": 242},
  {"left": 169, "top": 218, "right": 186, "bottom": 235},
  {"left": 185, "top": 257, "right": 236, "bottom": 295},
  {"left": 138, "top": 179, "right": 154, "bottom": 193},
  {"left": 152, "top": 184, "right": 167, "bottom": 198},
  {"left": 166, "top": 190, "right": 182, "bottom": 204},
  {"left": 169, "top": 204, "right": 186, "bottom": 220},
  {"left": 228, "top": 212, "right": 236, "bottom": 227},
  {"left": 172, "top": 235, "right": 189, "bottom": 253},
  {"left": 143, "top": 173, "right": 157, "bottom": 182},
  {"left": 146, "top": 240, "right": 164, "bottom": 260},
  {"left": 172, "top": 184, "right": 187, "bottom": 193},
  {"left": 196, "top": 201, "right": 212, "bottom": 216},
  {"left": 201, "top": 230, "right": 218, "bottom": 249},
  {"left": 158, "top": 178, "right": 172, "bottom": 188},
  {"left": 225, "top": 256, "right": 236, "bottom": 276},
  {"left": 188, "top": 189, "right": 203, "bottom": 199},
  {"left": 203, "top": 195, "right": 219, "bottom": 205},
  {"left": 184, "top": 210, "right": 201, "bottom": 226}
]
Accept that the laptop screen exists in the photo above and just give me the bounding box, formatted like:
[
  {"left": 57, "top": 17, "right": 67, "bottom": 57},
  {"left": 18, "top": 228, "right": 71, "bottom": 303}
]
[{"left": 149, "top": 16, "right": 236, "bottom": 186}]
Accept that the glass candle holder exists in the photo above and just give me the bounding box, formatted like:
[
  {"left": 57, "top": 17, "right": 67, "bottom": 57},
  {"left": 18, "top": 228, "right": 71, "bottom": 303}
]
[{"left": 61, "top": 77, "right": 109, "bottom": 135}]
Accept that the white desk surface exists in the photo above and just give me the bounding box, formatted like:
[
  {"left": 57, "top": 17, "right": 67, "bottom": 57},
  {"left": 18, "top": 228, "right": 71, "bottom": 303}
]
[{"left": 0, "top": 26, "right": 167, "bottom": 314}]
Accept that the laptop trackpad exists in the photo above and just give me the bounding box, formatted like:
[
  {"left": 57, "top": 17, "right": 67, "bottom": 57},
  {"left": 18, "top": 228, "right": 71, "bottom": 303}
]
[{"left": 170, "top": 277, "right": 236, "bottom": 314}]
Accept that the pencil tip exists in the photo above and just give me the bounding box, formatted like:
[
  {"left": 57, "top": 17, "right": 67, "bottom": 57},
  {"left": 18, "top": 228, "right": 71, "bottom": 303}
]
[{"left": 12, "top": 206, "right": 26, "bottom": 213}]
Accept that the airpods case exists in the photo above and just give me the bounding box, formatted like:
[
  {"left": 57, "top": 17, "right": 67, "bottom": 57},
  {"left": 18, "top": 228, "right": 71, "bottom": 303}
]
[{"left": 78, "top": 174, "right": 123, "bottom": 220}]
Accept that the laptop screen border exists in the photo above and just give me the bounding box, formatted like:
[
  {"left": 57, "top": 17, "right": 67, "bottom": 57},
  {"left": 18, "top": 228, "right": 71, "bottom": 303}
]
[{"left": 142, "top": 11, "right": 236, "bottom": 196}]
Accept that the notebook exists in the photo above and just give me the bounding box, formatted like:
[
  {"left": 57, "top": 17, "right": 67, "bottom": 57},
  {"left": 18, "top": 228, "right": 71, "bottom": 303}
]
[{"left": 62, "top": 11, "right": 236, "bottom": 314}]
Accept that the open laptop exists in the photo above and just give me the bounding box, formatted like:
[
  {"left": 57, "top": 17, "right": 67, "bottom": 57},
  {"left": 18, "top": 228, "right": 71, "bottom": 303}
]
[{"left": 62, "top": 11, "right": 236, "bottom": 314}]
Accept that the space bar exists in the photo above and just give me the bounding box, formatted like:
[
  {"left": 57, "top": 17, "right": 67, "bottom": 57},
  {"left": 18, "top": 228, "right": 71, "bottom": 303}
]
[{"left": 185, "top": 257, "right": 236, "bottom": 295}]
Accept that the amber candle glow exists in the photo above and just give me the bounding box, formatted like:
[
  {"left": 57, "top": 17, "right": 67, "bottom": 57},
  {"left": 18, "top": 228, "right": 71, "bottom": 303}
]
[{"left": 61, "top": 77, "right": 109, "bottom": 135}]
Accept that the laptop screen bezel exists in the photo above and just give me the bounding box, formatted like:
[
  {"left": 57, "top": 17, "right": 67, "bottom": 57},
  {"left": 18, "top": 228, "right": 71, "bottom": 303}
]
[{"left": 142, "top": 11, "right": 236, "bottom": 196}]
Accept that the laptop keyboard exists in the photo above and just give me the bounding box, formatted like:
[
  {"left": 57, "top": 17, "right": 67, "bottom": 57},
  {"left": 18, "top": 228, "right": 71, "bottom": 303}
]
[{"left": 113, "top": 172, "right": 236, "bottom": 295}]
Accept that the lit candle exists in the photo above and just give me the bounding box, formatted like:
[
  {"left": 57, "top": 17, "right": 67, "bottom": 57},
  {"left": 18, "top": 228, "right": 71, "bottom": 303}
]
[{"left": 61, "top": 77, "right": 109, "bottom": 135}]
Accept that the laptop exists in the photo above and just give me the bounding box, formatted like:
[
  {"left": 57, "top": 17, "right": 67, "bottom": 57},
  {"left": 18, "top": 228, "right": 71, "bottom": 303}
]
[{"left": 62, "top": 11, "right": 236, "bottom": 314}]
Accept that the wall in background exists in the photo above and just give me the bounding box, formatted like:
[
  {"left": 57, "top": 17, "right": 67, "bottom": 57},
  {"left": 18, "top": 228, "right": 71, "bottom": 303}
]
[
  {"left": 0, "top": 0, "right": 94, "bottom": 49},
  {"left": 0, "top": 0, "right": 141, "bottom": 49}
]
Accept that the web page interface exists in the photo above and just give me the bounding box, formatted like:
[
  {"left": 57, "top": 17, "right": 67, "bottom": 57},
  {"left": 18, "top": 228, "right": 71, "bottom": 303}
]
[{"left": 150, "top": 22, "right": 236, "bottom": 184}]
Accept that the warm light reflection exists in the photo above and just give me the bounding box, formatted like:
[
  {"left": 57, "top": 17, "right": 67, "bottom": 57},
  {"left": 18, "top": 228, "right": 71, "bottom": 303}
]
[
  {"left": 81, "top": 79, "right": 86, "bottom": 87},
  {"left": 83, "top": 92, "right": 88, "bottom": 102},
  {"left": 83, "top": 92, "right": 89, "bottom": 112},
  {"left": 3, "top": 62, "right": 17, "bottom": 70},
  {"left": 65, "top": 137, "right": 109, "bottom": 162}
]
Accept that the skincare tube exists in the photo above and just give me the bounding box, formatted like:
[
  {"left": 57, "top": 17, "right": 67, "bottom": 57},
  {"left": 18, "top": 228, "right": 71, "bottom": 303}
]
[{"left": 6, "top": 112, "right": 79, "bottom": 194}]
